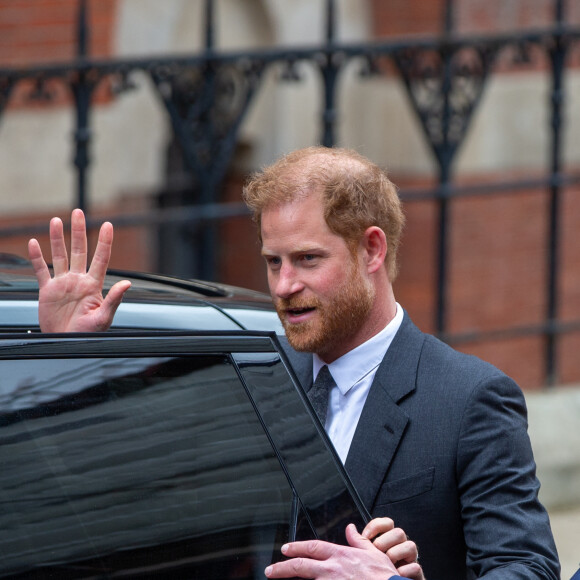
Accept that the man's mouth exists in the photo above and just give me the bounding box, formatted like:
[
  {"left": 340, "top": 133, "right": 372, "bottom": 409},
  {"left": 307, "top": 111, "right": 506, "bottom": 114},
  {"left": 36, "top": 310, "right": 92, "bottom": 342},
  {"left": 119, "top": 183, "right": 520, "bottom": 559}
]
[
  {"left": 287, "top": 307, "right": 315, "bottom": 316},
  {"left": 283, "top": 304, "right": 317, "bottom": 323}
]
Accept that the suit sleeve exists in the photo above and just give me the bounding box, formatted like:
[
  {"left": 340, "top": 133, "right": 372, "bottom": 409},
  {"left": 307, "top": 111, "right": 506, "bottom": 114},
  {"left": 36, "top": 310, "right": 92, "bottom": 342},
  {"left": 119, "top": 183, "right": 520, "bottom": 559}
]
[{"left": 456, "top": 373, "right": 560, "bottom": 579}]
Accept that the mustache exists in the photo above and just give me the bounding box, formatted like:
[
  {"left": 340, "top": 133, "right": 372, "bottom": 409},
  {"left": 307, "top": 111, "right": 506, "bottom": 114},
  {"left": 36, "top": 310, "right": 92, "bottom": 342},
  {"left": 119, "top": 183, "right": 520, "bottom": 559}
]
[{"left": 276, "top": 297, "right": 321, "bottom": 311}]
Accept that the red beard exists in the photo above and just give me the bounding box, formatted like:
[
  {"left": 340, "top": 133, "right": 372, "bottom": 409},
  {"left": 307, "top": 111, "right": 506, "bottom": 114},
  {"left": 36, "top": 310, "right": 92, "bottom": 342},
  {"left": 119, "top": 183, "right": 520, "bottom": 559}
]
[{"left": 275, "top": 261, "right": 374, "bottom": 359}]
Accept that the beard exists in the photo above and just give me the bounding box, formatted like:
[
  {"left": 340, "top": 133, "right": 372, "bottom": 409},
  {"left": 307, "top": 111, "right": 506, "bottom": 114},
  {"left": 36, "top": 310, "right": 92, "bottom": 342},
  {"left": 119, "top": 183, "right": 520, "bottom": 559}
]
[{"left": 275, "top": 260, "right": 375, "bottom": 358}]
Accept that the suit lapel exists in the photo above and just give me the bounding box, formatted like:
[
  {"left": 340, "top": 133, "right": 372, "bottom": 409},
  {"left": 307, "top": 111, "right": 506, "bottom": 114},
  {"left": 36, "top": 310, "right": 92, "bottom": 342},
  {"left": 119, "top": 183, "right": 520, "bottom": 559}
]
[
  {"left": 276, "top": 316, "right": 426, "bottom": 512},
  {"left": 345, "top": 314, "right": 425, "bottom": 510}
]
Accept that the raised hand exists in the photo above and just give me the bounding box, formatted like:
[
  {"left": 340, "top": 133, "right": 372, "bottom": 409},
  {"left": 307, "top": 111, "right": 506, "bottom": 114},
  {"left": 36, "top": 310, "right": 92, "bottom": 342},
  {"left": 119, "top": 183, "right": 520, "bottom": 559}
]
[{"left": 28, "top": 208, "right": 131, "bottom": 333}]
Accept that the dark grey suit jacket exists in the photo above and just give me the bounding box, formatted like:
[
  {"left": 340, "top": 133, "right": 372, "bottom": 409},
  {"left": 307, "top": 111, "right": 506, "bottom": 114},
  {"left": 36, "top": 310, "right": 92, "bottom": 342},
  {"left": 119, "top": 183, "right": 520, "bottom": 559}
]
[{"left": 282, "top": 312, "right": 560, "bottom": 580}]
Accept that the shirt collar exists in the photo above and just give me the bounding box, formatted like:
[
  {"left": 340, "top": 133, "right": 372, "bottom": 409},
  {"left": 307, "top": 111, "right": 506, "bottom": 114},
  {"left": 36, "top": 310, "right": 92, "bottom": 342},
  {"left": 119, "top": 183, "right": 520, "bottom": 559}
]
[{"left": 313, "top": 303, "right": 404, "bottom": 396}]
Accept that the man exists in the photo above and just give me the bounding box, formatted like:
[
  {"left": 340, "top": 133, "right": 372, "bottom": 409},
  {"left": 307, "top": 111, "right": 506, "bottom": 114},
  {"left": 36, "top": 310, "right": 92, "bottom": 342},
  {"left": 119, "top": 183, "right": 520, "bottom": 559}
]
[
  {"left": 29, "top": 146, "right": 559, "bottom": 579},
  {"left": 28, "top": 208, "right": 422, "bottom": 580},
  {"left": 242, "top": 147, "right": 560, "bottom": 579}
]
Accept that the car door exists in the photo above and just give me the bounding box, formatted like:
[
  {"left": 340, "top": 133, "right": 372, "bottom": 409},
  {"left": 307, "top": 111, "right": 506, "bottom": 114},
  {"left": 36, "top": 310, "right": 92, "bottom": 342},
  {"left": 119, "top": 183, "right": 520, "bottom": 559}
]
[{"left": 0, "top": 331, "right": 368, "bottom": 579}]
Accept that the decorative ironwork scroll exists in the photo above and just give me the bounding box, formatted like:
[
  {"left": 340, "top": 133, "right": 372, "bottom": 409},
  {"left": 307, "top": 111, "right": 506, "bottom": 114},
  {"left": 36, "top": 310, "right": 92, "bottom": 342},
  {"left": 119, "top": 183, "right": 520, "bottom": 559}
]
[
  {"left": 150, "top": 59, "right": 265, "bottom": 202},
  {"left": 393, "top": 44, "right": 495, "bottom": 173}
]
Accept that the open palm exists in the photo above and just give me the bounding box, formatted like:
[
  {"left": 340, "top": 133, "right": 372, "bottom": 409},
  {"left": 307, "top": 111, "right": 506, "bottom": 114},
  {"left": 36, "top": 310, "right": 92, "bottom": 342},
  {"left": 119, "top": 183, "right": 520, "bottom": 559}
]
[{"left": 28, "top": 209, "right": 131, "bottom": 333}]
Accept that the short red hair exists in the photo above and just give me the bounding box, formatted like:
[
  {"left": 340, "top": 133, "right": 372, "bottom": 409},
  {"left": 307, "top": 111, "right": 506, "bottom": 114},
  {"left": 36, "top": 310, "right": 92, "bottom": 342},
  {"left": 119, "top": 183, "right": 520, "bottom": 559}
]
[{"left": 243, "top": 146, "right": 405, "bottom": 281}]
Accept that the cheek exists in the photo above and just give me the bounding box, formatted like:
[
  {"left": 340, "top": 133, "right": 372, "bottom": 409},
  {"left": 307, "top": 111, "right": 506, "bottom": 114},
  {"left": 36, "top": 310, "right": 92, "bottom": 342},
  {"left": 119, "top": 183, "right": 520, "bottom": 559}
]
[{"left": 314, "top": 267, "right": 348, "bottom": 297}]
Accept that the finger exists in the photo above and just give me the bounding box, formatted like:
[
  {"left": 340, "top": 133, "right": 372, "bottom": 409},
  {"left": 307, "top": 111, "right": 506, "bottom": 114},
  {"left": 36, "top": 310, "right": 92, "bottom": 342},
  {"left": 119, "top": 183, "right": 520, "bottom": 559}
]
[
  {"left": 70, "top": 209, "right": 88, "bottom": 274},
  {"left": 387, "top": 539, "right": 418, "bottom": 566},
  {"left": 345, "top": 523, "right": 374, "bottom": 551},
  {"left": 362, "top": 517, "right": 395, "bottom": 540},
  {"left": 371, "top": 527, "right": 407, "bottom": 553},
  {"left": 97, "top": 280, "right": 132, "bottom": 330},
  {"left": 87, "top": 221, "right": 114, "bottom": 284},
  {"left": 279, "top": 539, "right": 336, "bottom": 561},
  {"left": 396, "top": 562, "right": 424, "bottom": 580},
  {"left": 49, "top": 217, "right": 68, "bottom": 276},
  {"left": 265, "top": 540, "right": 335, "bottom": 578},
  {"left": 264, "top": 558, "right": 318, "bottom": 579},
  {"left": 28, "top": 238, "right": 52, "bottom": 289},
  {"left": 345, "top": 523, "right": 399, "bottom": 576}
]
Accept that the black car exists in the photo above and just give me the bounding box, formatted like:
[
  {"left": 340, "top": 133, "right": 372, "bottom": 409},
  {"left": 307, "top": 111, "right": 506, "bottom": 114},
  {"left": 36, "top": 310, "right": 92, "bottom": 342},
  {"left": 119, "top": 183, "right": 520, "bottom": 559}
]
[{"left": 0, "top": 259, "right": 368, "bottom": 579}]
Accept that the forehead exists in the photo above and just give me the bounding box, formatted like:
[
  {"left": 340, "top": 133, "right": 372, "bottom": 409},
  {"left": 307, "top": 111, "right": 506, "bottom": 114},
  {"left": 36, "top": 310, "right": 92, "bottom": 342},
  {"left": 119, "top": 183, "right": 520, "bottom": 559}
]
[
  {"left": 260, "top": 194, "right": 345, "bottom": 253},
  {"left": 262, "top": 193, "right": 324, "bottom": 227}
]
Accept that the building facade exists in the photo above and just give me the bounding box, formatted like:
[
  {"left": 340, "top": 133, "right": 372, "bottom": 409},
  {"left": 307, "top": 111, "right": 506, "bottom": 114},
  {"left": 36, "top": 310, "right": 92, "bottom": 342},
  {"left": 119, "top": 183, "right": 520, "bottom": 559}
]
[{"left": 1, "top": 0, "right": 580, "bottom": 389}]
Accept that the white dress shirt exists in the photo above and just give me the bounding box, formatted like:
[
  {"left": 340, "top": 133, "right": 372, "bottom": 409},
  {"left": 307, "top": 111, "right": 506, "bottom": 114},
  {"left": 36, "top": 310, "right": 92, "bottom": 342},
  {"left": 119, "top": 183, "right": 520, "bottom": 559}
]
[{"left": 312, "top": 303, "right": 404, "bottom": 464}]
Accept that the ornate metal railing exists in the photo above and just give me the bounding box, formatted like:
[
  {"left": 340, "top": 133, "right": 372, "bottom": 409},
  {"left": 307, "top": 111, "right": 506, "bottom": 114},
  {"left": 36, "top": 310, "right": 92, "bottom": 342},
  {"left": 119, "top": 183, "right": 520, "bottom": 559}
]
[{"left": 0, "top": 0, "right": 579, "bottom": 386}]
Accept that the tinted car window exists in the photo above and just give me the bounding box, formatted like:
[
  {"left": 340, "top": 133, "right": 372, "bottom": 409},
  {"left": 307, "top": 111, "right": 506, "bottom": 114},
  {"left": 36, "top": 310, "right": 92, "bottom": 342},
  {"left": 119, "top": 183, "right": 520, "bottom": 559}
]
[{"left": 0, "top": 333, "right": 367, "bottom": 579}]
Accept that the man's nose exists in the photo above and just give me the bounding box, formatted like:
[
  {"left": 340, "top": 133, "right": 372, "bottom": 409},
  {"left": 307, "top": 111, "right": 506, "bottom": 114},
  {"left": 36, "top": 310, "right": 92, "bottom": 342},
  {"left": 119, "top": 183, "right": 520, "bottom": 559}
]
[{"left": 274, "top": 265, "right": 303, "bottom": 299}]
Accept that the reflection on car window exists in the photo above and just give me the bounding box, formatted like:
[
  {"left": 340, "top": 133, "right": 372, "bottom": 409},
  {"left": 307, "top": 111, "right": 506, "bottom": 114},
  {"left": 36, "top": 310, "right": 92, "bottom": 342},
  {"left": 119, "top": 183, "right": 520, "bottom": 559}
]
[{"left": 0, "top": 355, "right": 296, "bottom": 579}]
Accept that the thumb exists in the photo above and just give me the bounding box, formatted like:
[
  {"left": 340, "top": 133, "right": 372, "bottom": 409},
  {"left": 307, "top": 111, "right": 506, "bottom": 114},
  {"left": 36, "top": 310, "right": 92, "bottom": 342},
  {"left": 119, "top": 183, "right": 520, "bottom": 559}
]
[
  {"left": 345, "top": 523, "right": 374, "bottom": 551},
  {"left": 100, "top": 280, "right": 131, "bottom": 328}
]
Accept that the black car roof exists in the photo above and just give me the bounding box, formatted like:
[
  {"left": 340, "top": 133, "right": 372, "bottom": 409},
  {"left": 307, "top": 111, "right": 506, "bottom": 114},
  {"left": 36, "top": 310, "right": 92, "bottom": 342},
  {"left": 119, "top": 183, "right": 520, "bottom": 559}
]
[{"left": 0, "top": 258, "right": 282, "bottom": 334}]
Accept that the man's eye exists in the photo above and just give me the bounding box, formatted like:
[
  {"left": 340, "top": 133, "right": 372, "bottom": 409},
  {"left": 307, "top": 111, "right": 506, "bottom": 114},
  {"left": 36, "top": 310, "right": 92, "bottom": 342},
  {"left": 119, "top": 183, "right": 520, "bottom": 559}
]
[
  {"left": 303, "top": 254, "right": 317, "bottom": 262},
  {"left": 266, "top": 257, "right": 281, "bottom": 267}
]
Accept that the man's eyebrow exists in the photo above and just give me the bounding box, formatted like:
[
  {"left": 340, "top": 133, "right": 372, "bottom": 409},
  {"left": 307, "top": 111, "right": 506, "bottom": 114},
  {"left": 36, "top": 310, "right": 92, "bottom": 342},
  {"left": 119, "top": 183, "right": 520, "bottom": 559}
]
[
  {"left": 261, "top": 246, "right": 326, "bottom": 257},
  {"left": 294, "top": 246, "right": 326, "bottom": 254}
]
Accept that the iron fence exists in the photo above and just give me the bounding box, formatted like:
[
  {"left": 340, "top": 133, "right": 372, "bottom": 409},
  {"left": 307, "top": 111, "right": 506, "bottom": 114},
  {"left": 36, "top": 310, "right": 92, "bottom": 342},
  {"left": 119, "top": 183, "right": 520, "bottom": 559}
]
[{"left": 1, "top": 0, "right": 580, "bottom": 386}]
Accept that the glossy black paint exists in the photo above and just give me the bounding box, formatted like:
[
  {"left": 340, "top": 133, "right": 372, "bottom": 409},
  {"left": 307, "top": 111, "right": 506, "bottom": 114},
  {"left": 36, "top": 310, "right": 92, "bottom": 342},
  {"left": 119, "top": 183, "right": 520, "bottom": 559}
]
[{"left": 0, "top": 333, "right": 366, "bottom": 579}]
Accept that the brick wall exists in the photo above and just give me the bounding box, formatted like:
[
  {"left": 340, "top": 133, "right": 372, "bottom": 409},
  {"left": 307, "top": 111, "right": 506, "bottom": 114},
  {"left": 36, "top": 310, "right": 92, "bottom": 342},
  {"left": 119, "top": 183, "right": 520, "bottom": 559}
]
[
  {"left": 388, "top": 177, "right": 580, "bottom": 390},
  {"left": 370, "top": 0, "right": 447, "bottom": 36},
  {"left": 365, "top": 0, "right": 580, "bottom": 388},
  {"left": 370, "top": 0, "right": 580, "bottom": 36},
  {"left": 0, "top": 0, "right": 116, "bottom": 66},
  {"left": 0, "top": 0, "right": 117, "bottom": 108},
  {"left": 0, "top": 194, "right": 153, "bottom": 276},
  {"left": 218, "top": 174, "right": 267, "bottom": 293}
]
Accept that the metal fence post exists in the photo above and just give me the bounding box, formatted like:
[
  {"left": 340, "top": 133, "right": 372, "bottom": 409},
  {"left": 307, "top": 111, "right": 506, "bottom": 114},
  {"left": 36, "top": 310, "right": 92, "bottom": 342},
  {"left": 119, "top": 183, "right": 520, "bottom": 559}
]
[
  {"left": 545, "top": 0, "right": 567, "bottom": 385},
  {"left": 72, "top": 0, "right": 92, "bottom": 213}
]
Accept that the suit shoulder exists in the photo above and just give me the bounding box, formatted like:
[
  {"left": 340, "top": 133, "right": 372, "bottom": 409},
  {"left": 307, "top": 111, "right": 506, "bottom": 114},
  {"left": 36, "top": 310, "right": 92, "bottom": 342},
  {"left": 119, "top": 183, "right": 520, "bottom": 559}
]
[{"left": 418, "top": 329, "right": 517, "bottom": 393}]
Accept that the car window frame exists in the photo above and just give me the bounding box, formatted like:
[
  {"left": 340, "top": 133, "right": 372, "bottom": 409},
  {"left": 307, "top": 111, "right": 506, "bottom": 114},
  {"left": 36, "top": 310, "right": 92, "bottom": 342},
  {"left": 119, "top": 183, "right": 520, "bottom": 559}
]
[{"left": 0, "top": 330, "right": 370, "bottom": 546}]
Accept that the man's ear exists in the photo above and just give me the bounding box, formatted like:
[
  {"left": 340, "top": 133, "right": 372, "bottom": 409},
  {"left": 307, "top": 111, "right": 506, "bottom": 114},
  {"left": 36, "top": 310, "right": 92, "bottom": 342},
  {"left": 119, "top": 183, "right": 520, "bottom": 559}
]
[{"left": 361, "top": 226, "right": 387, "bottom": 274}]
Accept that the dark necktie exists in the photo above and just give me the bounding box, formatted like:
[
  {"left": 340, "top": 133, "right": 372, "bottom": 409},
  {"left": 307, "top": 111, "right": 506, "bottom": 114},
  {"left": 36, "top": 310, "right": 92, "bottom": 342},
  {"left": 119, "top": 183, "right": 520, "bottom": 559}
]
[{"left": 308, "top": 365, "right": 335, "bottom": 425}]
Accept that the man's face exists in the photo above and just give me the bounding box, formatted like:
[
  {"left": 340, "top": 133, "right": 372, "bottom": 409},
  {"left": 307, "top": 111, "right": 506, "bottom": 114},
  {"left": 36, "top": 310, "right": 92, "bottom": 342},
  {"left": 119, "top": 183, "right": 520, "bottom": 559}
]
[{"left": 261, "top": 193, "right": 375, "bottom": 362}]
